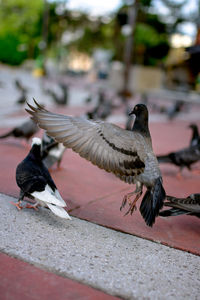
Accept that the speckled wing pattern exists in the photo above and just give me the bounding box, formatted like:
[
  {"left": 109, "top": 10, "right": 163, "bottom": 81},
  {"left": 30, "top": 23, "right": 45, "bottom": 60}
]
[
  {"left": 26, "top": 101, "right": 152, "bottom": 184},
  {"left": 165, "top": 194, "right": 200, "bottom": 213}
]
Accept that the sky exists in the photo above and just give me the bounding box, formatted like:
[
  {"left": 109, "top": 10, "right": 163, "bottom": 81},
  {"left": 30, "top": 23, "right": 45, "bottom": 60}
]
[
  {"left": 67, "top": 0, "right": 122, "bottom": 16},
  {"left": 66, "top": 0, "right": 198, "bottom": 37},
  {"left": 153, "top": 0, "right": 198, "bottom": 37}
]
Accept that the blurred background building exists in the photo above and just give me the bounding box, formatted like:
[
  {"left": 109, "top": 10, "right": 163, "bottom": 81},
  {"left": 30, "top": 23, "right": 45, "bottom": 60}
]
[{"left": 0, "top": 0, "right": 199, "bottom": 94}]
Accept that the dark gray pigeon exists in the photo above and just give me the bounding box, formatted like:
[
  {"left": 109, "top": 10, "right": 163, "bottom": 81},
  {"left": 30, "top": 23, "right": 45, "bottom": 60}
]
[
  {"left": 46, "top": 83, "right": 69, "bottom": 105},
  {"left": 159, "top": 193, "right": 200, "bottom": 218},
  {"left": 0, "top": 118, "right": 39, "bottom": 142},
  {"left": 26, "top": 100, "right": 166, "bottom": 227},
  {"left": 167, "top": 100, "right": 185, "bottom": 120},
  {"left": 86, "top": 90, "right": 112, "bottom": 120},
  {"left": 157, "top": 138, "right": 200, "bottom": 177},
  {"left": 15, "top": 78, "right": 28, "bottom": 105},
  {"left": 188, "top": 123, "right": 199, "bottom": 147},
  {"left": 14, "top": 137, "right": 71, "bottom": 219}
]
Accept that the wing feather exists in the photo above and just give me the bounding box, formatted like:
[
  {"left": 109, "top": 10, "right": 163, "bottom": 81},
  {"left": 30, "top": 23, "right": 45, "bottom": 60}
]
[{"left": 26, "top": 100, "right": 149, "bottom": 183}]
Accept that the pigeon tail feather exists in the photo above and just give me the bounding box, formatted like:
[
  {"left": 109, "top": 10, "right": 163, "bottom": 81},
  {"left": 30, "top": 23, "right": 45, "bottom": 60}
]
[
  {"left": 140, "top": 178, "right": 165, "bottom": 227},
  {"left": 157, "top": 155, "right": 172, "bottom": 163},
  {"left": 31, "top": 184, "right": 66, "bottom": 207},
  {"left": 46, "top": 203, "right": 71, "bottom": 219}
]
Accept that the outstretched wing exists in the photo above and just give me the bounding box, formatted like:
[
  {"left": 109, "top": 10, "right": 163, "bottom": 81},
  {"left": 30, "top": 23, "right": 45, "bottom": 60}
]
[{"left": 26, "top": 100, "right": 149, "bottom": 183}]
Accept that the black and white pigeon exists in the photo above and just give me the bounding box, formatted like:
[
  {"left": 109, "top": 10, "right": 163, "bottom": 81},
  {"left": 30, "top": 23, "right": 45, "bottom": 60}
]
[
  {"left": 159, "top": 193, "right": 200, "bottom": 218},
  {"left": 41, "top": 132, "right": 66, "bottom": 169},
  {"left": 14, "top": 137, "right": 71, "bottom": 219},
  {"left": 189, "top": 123, "right": 199, "bottom": 147},
  {"left": 26, "top": 100, "right": 166, "bottom": 227},
  {"left": 0, "top": 118, "right": 39, "bottom": 142},
  {"left": 157, "top": 138, "right": 200, "bottom": 177}
]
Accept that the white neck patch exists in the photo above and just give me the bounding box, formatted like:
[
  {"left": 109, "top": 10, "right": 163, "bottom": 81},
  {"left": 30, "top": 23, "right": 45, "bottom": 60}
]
[{"left": 32, "top": 137, "right": 42, "bottom": 146}]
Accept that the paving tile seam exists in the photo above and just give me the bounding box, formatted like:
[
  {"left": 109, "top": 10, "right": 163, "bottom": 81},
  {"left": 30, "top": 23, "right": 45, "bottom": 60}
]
[
  {"left": 2, "top": 185, "right": 131, "bottom": 213},
  {"left": 0, "top": 249, "right": 122, "bottom": 300},
  {"left": 0, "top": 248, "right": 124, "bottom": 299},
  {"left": 82, "top": 221, "right": 200, "bottom": 257},
  {"left": 62, "top": 211, "right": 200, "bottom": 257},
  {"left": 1, "top": 193, "right": 199, "bottom": 299}
]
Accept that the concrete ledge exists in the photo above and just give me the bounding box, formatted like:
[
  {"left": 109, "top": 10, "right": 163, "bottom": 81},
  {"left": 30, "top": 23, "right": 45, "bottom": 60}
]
[{"left": 0, "top": 193, "right": 199, "bottom": 299}]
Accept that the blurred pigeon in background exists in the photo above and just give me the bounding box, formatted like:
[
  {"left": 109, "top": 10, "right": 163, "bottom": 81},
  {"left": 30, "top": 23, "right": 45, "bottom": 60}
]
[
  {"left": 86, "top": 90, "right": 116, "bottom": 120},
  {"left": 157, "top": 137, "right": 200, "bottom": 178},
  {"left": 0, "top": 118, "right": 39, "bottom": 143},
  {"left": 188, "top": 123, "right": 199, "bottom": 147},
  {"left": 15, "top": 78, "right": 28, "bottom": 105},
  {"left": 46, "top": 82, "right": 69, "bottom": 105},
  {"left": 167, "top": 100, "right": 185, "bottom": 120},
  {"left": 41, "top": 132, "right": 66, "bottom": 169}
]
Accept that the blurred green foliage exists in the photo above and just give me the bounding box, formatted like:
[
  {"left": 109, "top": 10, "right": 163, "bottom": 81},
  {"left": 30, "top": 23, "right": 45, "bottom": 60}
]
[
  {"left": 0, "top": 0, "right": 170, "bottom": 66},
  {"left": 114, "top": 1, "right": 170, "bottom": 65},
  {"left": 134, "top": 23, "right": 169, "bottom": 65},
  {"left": 0, "top": 0, "right": 43, "bottom": 65},
  {"left": 0, "top": 33, "right": 26, "bottom": 65}
]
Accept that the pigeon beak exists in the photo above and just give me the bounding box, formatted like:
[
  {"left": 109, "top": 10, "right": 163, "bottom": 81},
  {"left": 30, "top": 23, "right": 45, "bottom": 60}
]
[
  {"left": 129, "top": 105, "right": 138, "bottom": 116},
  {"left": 128, "top": 110, "right": 135, "bottom": 116}
]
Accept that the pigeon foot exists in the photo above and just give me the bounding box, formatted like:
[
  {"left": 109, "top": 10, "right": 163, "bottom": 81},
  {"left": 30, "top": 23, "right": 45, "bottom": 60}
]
[
  {"left": 124, "top": 191, "right": 142, "bottom": 216},
  {"left": 191, "top": 169, "right": 200, "bottom": 175},
  {"left": 26, "top": 203, "right": 39, "bottom": 211},
  {"left": 120, "top": 189, "right": 143, "bottom": 216},
  {"left": 10, "top": 201, "right": 23, "bottom": 210},
  {"left": 176, "top": 171, "right": 183, "bottom": 180}
]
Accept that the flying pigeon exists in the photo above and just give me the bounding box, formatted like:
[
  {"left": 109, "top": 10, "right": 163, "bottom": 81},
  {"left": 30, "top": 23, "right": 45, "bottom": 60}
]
[
  {"left": 188, "top": 123, "right": 199, "bottom": 147},
  {"left": 0, "top": 118, "right": 39, "bottom": 142},
  {"left": 159, "top": 193, "right": 200, "bottom": 218},
  {"left": 26, "top": 100, "right": 166, "bottom": 227},
  {"left": 14, "top": 137, "right": 71, "bottom": 219},
  {"left": 157, "top": 138, "right": 200, "bottom": 178},
  {"left": 41, "top": 132, "right": 66, "bottom": 169}
]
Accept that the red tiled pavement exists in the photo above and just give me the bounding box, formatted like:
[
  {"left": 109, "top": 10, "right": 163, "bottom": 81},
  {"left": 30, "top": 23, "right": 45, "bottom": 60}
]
[
  {"left": 0, "top": 119, "right": 200, "bottom": 255},
  {"left": 0, "top": 252, "right": 119, "bottom": 300}
]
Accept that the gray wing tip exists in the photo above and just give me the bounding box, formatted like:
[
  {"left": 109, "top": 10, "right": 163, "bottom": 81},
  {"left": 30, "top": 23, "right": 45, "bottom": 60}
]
[
  {"left": 26, "top": 98, "right": 47, "bottom": 112},
  {"left": 25, "top": 99, "right": 47, "bottom": 122},
  {"left": 33, "top": 98, "right": 47, "bottom": 110}
]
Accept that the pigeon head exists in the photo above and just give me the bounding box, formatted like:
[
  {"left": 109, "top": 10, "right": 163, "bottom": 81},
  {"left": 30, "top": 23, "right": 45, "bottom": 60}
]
[
  {"left": 189, "top": 123, "right": 197, "bottom": 130},
  {"left": 129, "top": 104, "right": 148, "bottom": 117},
  {"left": 130, "top": 104, "right": 150, "bottom": 137},
  {"left": 31, "top": 137, "right": 42, "bottom": 159}
]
